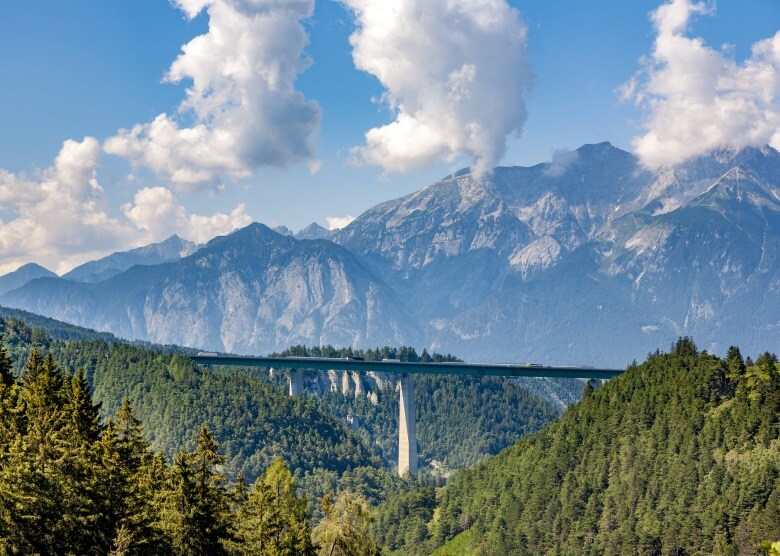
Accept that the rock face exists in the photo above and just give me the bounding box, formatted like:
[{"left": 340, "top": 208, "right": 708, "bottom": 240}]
[
  {"left": 295, "top": 222, "right": 332, "bottom": 241},
  {"left": 0, "top": 263, "right": 57, "bottom": 296},
  {"left": 331, "top": 143, "right": 780, "bottom": 365},
  {"left": 63, "top": 235, "right": 200, "bottom": 283},
  {"left": 4, "top": 143, "right": 780, "bottom": 366},
  {"left": 3, "top": 224, "right": 419, "bottom": 354}
]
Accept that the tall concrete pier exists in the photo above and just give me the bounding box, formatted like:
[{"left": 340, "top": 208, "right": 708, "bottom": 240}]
[
  {"left": 398, "top": 374, "right": 418, "bottom": 477},
  {"left": 288, "top": 368, "right": 302, "bottom": 396},
  {"left": 193, "top": 354, "right": 624, "bottom": 477}
]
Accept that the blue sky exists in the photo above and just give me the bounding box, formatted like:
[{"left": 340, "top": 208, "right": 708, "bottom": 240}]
[{"left": 0, "top": 0, "right": 777, "bottom": 273}]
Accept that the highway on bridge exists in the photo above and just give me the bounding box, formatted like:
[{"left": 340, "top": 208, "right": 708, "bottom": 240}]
[
  {"left": 191, "top": 354, "right": 624, "bottom": 380},
  {"left": 192, "top": 353, "right": 625, "bottom": 476}
]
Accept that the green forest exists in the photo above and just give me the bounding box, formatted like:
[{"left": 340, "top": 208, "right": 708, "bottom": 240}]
[
  {"left": 0, "top": 343, "right": 379, "bottom": 554},
  {"left": 2, "top": 313, "right": 779, "bottom": 555},
  {"left": 0, "top": 316, "right": 561, "bottom": 485},
  {"left": 383, "top": 339, "right": 780, "bottom": 555}
]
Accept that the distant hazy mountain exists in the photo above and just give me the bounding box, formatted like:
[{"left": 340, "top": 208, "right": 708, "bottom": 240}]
[
  {"left": 63, "top": 234, "right": 199, "bottom": 283},
  {"left": 295, "top": 222, "right": 332, "bottom": 240},
  {"left": 3, "top": 224, "right": 418, "bottom": 353},
  {"left": 0, "top": 263, "right": 56, "bottom": 296},
  {"left": 4, "top": 143, "right": 780, "bottom": 365},
  {"left": 272, "top": 225, "right": 293, "bottom": 236}
]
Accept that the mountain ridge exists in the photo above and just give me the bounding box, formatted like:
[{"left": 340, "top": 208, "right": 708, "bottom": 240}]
[
  {"left": 62, "top": 234, "right": 200, "bottom": 283},
  {"left": 2, "top": 143, "right": 780, "bottom": 365},
  {"left": 0, "top": 263, "right": 57, "bottom": 296}
]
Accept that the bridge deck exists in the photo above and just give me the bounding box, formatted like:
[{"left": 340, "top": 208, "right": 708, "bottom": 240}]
[{"left": 191, "top": 355, "right": 624, "bottom": 379}]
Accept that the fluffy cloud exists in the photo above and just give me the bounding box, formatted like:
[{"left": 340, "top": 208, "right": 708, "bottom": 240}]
[
  {"left": 621, "top": 0, "right": 780, "bottom": 168},
  {"left": 342, "top": 0, "right": 532, "bottom": 176},
  {"left": 0, "top": 138, "right": 135, "bottom": 274},
  {"left": 0, "top": 138, "right": 254, "bottom": 275},
  {"left": 104, "top": 0, "right": 320, "bottom": 191},
  {"left": 326, "top": 214, "right": 355, "bottom": 230},
  {"left": 122, "top": 187, "right": 252, "bottom": 243}
]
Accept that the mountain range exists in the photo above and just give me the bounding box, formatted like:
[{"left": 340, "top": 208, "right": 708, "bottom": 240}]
[{"left": 3, "top": 142, "right": 779, "bottom": 366}]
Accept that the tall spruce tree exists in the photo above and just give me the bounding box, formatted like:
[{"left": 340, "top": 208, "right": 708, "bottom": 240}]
[
  {"left": 229, "top": 457, "right": 316, "bottom": 556},
  {"left": 159, "top": 425, "right": 231, "bottom": 555}
]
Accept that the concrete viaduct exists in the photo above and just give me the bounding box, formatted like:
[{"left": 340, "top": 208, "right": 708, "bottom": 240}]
[{"left": 191, "top": 354, "right": 624, "bottom": 476}]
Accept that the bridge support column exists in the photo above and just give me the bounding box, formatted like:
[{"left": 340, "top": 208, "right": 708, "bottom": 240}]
[
  {"left": 289, "top": 368, "right": 302, "bottom": 397},
  {"left": 398, "top": 374, "right": 417, "bottom": 477}
]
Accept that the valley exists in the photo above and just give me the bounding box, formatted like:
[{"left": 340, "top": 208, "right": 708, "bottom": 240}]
[{"left": 1, "top": 142, "right": 780, "bottom": 553}]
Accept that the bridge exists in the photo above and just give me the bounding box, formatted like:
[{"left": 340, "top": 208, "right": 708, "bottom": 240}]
[{"left": 191, "top": 354, "right": 624, "bottom": 476}]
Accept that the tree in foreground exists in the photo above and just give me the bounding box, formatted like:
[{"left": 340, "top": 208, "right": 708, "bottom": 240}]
[
  {"left": 313, "top": 490, "right": 381, "bottom": 556},
  {"left": 159, "top": 425, "right": 231, "bottom": 555},
  {"left": 229, "top": 457, "right": 316, "bottom": 555}
]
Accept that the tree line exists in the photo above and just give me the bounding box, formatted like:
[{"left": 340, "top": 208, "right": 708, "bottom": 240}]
[
  {"left": 0, "top": 341, "right": 381, "bottom": 555},
  {"left": 379, "top": 338, "right": 780, "bottom": 555}
]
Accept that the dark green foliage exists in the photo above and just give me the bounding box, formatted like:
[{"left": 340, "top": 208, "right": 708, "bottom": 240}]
[
  {"left": 0, "top": 305, "right": 118, "bottom": 343},
  {"left": 26, "top": 338, "right": 379, "bottom": 484},
  {"left": 275, "top": 345, "right": 560, "bottom": 470},
  {"left": 371, "top": 485, "right": 436, "bottom": 550},
  {"left": 0, "top": 336, "right": 13, "bottom": 387},
  {"left": 414, "top": 343, "right": 780, "bottom": 555},
  {"left": 158, "top": 426, "right": 231, "bottom": 555},
  {"left": 229, "top": 458, "right": 317, "bottom": 555},
  {"left": 0, "top": 345, "right": 324, "bottom": 555}
]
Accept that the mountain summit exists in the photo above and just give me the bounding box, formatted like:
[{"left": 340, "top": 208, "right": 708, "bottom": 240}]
[
  {"left": 63, "top": 234, "right": 200, "bottom": 284},
  {"left": 3, "top": 224, "right": 417, "bottom": 354}
]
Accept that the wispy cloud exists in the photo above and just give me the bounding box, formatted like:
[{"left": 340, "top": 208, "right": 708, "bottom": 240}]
[
  {"left": 326, "top": 214, "right": 356, "bottom": 230},
  {"left": 620, "top": 0, "right": 780, "bottom": 168},
  {"left": 342, "top": 0, "right": 532, "bottom": 177},
  {"left": 544, "top": 148, "right": 579, "bottom": 177}
]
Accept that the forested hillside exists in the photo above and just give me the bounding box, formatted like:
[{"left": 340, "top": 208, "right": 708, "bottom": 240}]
[
  {"left": 0, "top": 342, "right": 384, "bottom": 554},
  {"left": 0, "top": 314, "right": 563, "bottom": 506},
  {"left": 0, "top": 317, "right": 380, "bottom": 486},
  {"left": 391, "top": 339, "right": 780, "bottom": 555},
  {"left": 270, "top": 345, "right": 561, "bottom": 471}
]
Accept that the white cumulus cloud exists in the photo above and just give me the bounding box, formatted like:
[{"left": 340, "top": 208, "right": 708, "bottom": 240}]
[
  {"left": 0, "top": 138, "right": 254, "bottom": 275},
  {"left": 326, "top": 214, "right": 355, "bottom": 230},
  {"left": 104, "top": 0, "right": 320, "bottom": 191},
  {"left": 621, "top": 0, "right": 780, "bottom": 168},
  {"left": 342, "top": 0, "right": 532, "bottom": 176},
  {"left": 0, "top": 137, "right": 134, "bottom": 275},
  {"left": 122, "top": 187, "right": 252, "bottom": 243}
]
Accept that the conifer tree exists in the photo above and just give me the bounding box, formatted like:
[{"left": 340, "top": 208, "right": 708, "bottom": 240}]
[
  {"left": 230, "top": 457, "right": 316, "bottom": 556},
  {"left": 726, "top": 345, "right": 746, "bottom": 382},
  {"left": 64, "top": 367, "right": 102, "bottom": 444},
  {"left": 160, "top": 426, "right": 231, "bottom": 555},
  {"left": 0, "top": 336, "right": 14, "bottom": 388},
  {"left": 313, "top": 490, "right": 381, "bottom": 556}
]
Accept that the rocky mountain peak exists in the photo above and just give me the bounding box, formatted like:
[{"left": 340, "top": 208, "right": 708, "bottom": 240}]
[
  {"left": 295, "top": 222, "right": 332, "bottom": 241},
  {"left": 0, "top": 263, "right": 57, "bottom": 296}
]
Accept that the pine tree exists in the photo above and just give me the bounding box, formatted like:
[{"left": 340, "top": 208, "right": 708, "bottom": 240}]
[
  {"left": 313, "top": 490, "right": 381, "bottom": 556},
  {"left": 0, "top": 349, "right": 72, "bottom": 553},
  {"left": 0, "top": 336, "right": 14, "bottom": 387},
  {"left": 230, "top": 457, "right": 316, "bottom": 555},
  {"left": 726, "top": 346, "right": 746, "bottom": 382},
  {"left": 64, "top": 367, "right": 102, "bottom": 445},
  {"left": 160, "top": 426, "right": 231, "bottom": 555}
]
